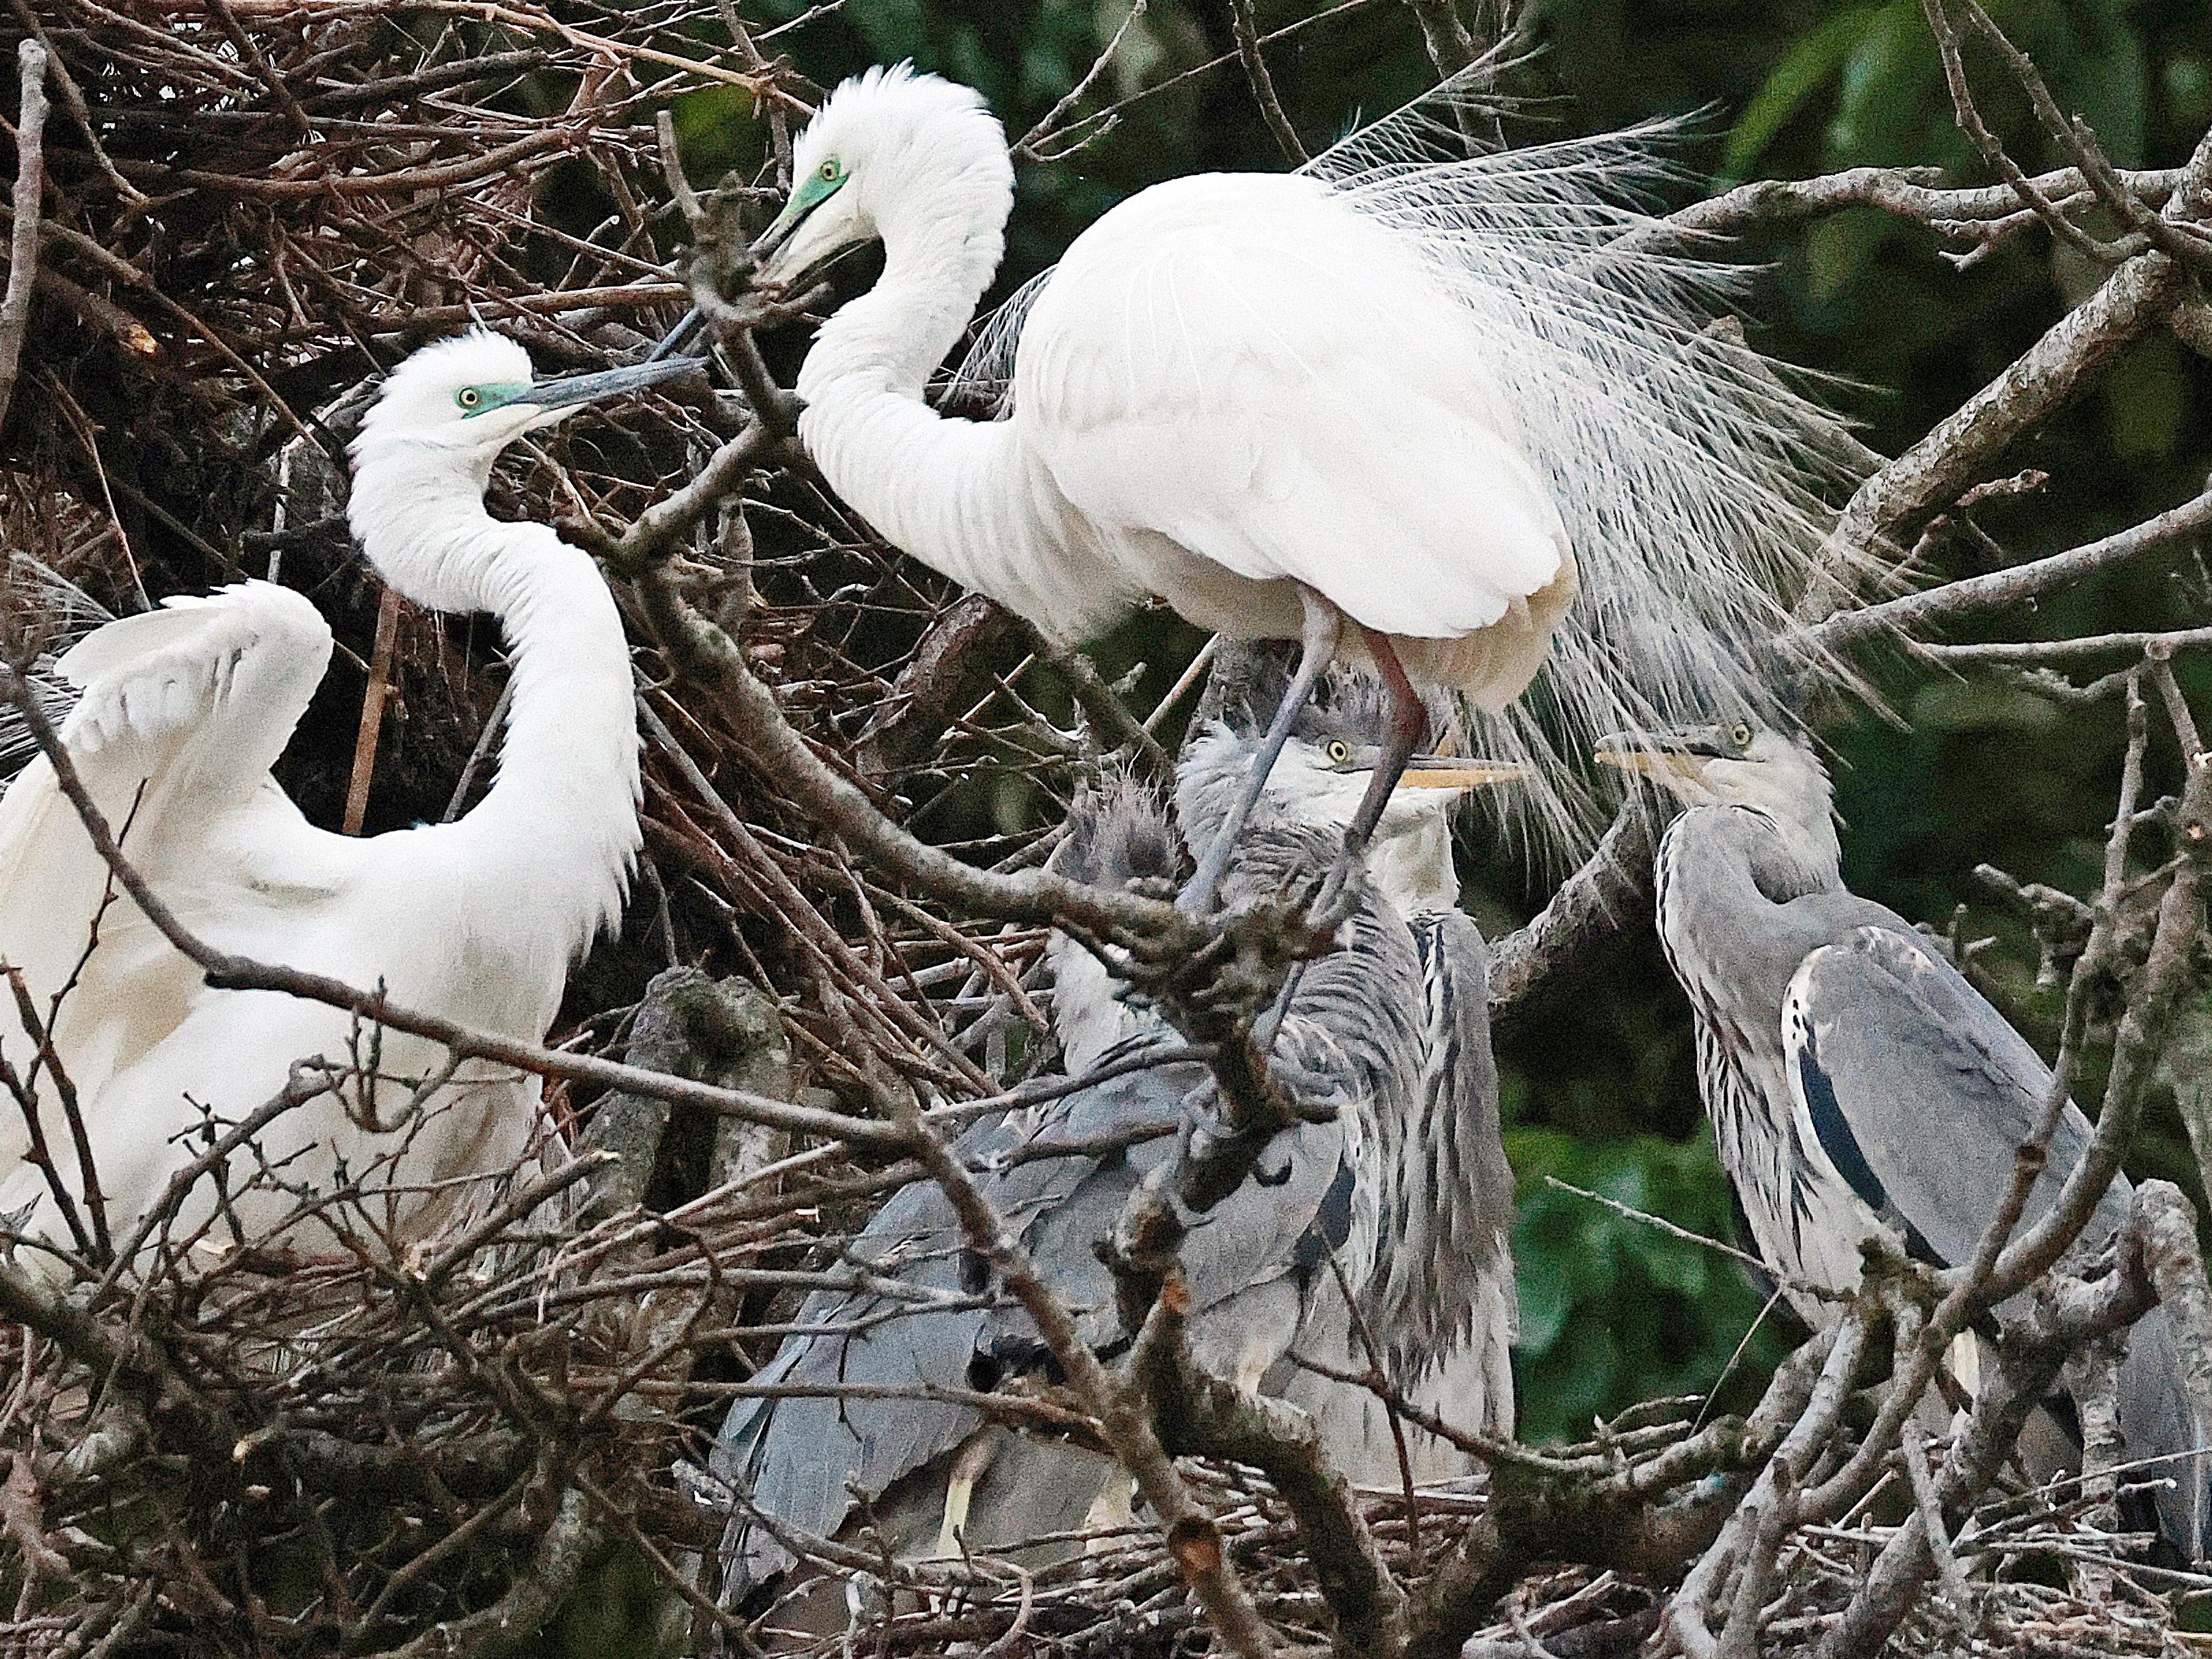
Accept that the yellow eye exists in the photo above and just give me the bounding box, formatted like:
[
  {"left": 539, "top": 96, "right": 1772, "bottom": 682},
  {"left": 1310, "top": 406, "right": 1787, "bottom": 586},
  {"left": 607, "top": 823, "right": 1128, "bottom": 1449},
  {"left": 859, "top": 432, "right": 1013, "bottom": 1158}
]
[
  {"left": 1326, "top": 739, "right": 1352, "bottom": 765},
  {"left": 1730, "top": 723, "right": 1752, "bottom": 748},
  {"left": 819, "top": 159, "right": 842, "bottom": 181},
  {"left": 456, "top": 386, "right": 482, "bottom": 410}
]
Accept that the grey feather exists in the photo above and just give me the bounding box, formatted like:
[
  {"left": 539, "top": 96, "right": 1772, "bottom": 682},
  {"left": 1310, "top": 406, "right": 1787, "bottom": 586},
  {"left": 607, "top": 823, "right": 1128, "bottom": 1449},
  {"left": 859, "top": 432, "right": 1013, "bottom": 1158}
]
[
  {"left": 1657, "top": 791, "right": 2210, "bottom": 1560},
  {"left": 711, "top": 806, "right": 1517, "bottom": 1594},
  {"left": 712, "top": 1108, "right": 1012, "bottom": 1590}
]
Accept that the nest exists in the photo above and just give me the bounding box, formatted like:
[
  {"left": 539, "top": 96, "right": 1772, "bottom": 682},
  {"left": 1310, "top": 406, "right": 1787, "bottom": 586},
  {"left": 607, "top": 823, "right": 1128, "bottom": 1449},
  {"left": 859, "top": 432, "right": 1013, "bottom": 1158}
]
[
  {"left": 0, "top": 3, "right": 1164, "bottom": 1647},
  {"left": 0, "top": 1, "right": 2202, "bottom": 1655}
]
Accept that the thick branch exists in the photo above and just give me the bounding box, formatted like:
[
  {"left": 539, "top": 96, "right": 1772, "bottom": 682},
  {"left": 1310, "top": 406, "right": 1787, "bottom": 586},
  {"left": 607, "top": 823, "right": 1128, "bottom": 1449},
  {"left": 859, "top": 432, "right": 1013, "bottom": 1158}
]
[
  {"left": 1812, "top": 486, "right": 2212, "bottom": 650},
  {"left": 631, "top": 572, "right": 1206, "bottom": 956},
  {"left": 1487, "top": 808, "right": 1656, "bottom": 1013},
  {"left": 0, "top": 39, "right": 49, "bottom": 431}
]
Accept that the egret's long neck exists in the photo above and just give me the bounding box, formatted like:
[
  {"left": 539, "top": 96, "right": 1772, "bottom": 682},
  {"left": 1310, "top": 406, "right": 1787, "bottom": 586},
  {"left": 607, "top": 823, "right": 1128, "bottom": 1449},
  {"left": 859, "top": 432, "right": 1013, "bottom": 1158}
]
[
  {"left": 793, "top": 187, "right": 1131, "bottom": 641},
  {"left": 349, "top": 462, "right": 640, "bottom": 966},
  {"left": 801, "top": 196, "right": 1004, "bottom": 403}
]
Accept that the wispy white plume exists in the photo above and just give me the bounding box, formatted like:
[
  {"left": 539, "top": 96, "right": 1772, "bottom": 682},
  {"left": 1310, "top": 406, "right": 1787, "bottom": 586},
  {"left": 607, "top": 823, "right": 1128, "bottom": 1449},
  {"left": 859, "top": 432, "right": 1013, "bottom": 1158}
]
[{"left": 948, "top": 58, "right": 1884, "bottom": 860}]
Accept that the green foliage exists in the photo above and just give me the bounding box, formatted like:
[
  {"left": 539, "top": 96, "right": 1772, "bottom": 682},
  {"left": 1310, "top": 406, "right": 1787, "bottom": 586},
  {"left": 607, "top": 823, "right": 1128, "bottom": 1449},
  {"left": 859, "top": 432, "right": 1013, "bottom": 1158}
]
[{"left": 1507, "top": 1125, "right": 1788, "bottom": 1444}]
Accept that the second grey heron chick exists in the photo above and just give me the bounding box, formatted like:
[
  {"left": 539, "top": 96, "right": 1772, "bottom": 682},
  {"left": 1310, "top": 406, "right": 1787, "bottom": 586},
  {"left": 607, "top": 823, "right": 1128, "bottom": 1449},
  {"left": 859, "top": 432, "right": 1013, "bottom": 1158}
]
[
  {"left": 1607, "top": 719, "right": 2209, "bottom": 1560},
  {"left": 709, "top": 684, "right": 1523, "bottom": 1616}
]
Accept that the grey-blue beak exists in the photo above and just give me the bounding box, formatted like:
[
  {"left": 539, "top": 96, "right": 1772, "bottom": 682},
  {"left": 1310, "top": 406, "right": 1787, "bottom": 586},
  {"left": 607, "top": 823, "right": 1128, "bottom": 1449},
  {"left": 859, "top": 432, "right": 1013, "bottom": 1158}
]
[{"left": 527, "top": 354, "right": 700, "bottom": 411}]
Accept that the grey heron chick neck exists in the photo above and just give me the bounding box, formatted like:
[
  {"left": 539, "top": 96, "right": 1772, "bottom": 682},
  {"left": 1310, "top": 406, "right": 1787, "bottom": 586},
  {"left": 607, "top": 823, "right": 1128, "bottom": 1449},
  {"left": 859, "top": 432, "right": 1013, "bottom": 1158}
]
[{"left": 1594, "top": 719, "right": 1842, "bottom": 885}]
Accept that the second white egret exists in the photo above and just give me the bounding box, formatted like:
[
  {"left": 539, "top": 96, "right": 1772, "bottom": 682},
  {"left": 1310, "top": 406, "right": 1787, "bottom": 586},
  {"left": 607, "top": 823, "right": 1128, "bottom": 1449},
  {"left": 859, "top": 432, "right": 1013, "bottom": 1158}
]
[
  {"left": 735, "top": 64, "right": 1870, "bottom": 908},
  {"left": 0, "top": 333, "right": 688, "bottom": 1258}
]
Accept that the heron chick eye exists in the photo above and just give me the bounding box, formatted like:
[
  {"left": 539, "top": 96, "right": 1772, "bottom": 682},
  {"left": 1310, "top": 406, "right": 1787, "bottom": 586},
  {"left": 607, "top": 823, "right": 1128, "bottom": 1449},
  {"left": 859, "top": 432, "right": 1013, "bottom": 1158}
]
[
  {"left": 819, "top": 159, "right": 843, "bottom": 183},
  {"left": 1325, "top": 739, "right": 1352, "bottom": 765},
  {"left": 1729, "top": 722, "right": 1752, "bottom": 749},
  {"left": 456, "top": 386, "right": 483, "bottom": 411}
]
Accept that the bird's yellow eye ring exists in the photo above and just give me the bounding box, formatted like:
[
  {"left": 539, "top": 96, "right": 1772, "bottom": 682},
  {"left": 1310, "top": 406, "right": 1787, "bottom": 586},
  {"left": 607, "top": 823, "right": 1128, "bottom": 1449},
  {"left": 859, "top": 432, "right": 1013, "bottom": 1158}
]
[
  {"left": 819, "top": 159, "right": 842, "bottom": 182},
  {"left": 1326, "top": 739, "right": 1352, "bottom": 765},
  {"left": 456, "top": 386, "right": 482, "bottom": 410},
  {"left": 1730, "top": 722, "right": 1752, "bottom": 748}
]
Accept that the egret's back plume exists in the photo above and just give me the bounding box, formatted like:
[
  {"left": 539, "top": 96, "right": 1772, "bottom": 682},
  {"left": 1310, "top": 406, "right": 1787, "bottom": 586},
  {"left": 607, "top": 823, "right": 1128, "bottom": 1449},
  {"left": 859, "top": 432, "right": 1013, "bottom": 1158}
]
[{"left": 957, "top": 69, "right": 1880, "bottom": 851}]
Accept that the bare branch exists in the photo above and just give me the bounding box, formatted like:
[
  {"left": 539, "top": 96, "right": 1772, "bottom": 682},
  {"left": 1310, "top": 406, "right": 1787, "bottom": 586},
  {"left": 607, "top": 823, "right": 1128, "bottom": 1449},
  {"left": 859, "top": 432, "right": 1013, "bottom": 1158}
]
[{"left": 0, "top": 39, "right": 49, "bottom": 430}]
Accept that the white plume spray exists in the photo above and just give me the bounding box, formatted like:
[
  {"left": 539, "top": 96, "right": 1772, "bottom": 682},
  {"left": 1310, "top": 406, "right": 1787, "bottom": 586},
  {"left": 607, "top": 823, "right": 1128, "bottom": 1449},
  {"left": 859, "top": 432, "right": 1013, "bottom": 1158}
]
[{"left": 951, "top": 59, "right": 1885, "bottom": 858}]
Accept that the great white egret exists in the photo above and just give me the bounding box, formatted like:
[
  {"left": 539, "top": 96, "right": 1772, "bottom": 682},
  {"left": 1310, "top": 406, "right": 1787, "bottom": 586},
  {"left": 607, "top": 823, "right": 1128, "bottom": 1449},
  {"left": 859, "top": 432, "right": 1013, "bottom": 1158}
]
[
  {"left": 0, "top": 332, "right": 688, "bottom": 1258},
  {"left": 730, "top": 64, "right": 1871, "bottom": 910}
]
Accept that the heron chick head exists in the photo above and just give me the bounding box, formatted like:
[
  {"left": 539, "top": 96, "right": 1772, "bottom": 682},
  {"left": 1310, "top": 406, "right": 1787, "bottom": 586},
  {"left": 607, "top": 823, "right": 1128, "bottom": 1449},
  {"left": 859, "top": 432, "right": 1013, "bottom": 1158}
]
[
  {"left": 1594, "top": 719, "right": 1841, "bottom": 873},
  {"left": 754, "top": 64, "right": 1012, "bottom": 291},
  {"left": 1178, "top": 674, "right": 1525, "bottom": 915}
]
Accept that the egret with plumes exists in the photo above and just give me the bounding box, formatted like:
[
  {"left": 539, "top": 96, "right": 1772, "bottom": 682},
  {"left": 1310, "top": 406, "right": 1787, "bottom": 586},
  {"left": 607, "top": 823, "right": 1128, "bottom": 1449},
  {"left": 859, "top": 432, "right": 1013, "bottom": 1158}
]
[
  {"left": 709, "top": 672, "right": 1521, "bottom": 1612},
  {"left": 0, "top": 332, "right": 689, "bottom": 1255},
  {"left": 721, "top": 63, "right": 1870, "bottom": 910},
  {"left": 1602, "top": 719, "right": 2210, "bottom": 1559}
]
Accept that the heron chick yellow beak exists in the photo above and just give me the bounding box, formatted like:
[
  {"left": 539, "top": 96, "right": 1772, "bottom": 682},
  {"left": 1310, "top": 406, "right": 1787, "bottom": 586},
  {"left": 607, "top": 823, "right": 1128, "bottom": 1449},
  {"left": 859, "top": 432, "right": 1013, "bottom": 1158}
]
[
  {"left": 1590, "top": 729, "right": 1722, "bottom": 782},
  {"left": 1392, "top": 756, "right": 1529, "bottom": 793}
]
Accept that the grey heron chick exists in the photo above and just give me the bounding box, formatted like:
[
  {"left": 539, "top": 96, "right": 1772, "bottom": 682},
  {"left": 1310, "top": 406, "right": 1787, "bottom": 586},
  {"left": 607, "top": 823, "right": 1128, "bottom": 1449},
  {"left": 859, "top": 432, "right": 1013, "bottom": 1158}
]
[
  {"left": 1605, "top": 719, "right": 2209, "bottom": 1558},
  {"left": 707, "top": 682, "right": 1523, "bottom": 1615}
]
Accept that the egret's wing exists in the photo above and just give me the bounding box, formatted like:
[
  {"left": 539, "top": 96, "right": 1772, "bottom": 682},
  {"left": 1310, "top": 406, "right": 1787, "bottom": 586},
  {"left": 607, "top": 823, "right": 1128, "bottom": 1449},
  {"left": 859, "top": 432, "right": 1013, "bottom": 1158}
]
[
  {"left": 0, "top": 582, "right": 332, "bottom": 1083},
  {"left": 1778, "top": 923, "right": 2124, "bottom": 1271},
  {"left": 1017, "top": 172, "right": 1568, "bottom": 652},
  {"left": 995, "top": 85, "right": 1874, "bottom": 849}
]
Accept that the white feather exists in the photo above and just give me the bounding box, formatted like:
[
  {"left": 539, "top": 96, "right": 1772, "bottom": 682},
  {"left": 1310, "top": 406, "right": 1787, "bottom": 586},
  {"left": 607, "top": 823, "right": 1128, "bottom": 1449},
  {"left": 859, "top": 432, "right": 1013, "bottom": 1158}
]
[
  {"left": 0, "top": 334, "right": 645, "bottom": 1257},
  {"left": 922, "top": 66, "right": 1882, "bottom": 852}
]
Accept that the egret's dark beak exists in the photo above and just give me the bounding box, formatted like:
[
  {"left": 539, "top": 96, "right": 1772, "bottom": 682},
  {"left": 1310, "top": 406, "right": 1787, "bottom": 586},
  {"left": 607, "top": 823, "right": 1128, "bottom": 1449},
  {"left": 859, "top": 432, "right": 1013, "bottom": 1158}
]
[
  {"left": 525, "top": 354, "right": 699, "bottom": 414},
  {"left": 749, "top": 197, "right": 808, "bottom": 267},
  {"left": 643, "top": 198, "right": 821, "bottom": 366},
  {"left": 1592, "top": 727, "right": 1725, "bottom": 779},
  {"left": 1391, "top": 754, "right": 1528, "bottom": 793}
]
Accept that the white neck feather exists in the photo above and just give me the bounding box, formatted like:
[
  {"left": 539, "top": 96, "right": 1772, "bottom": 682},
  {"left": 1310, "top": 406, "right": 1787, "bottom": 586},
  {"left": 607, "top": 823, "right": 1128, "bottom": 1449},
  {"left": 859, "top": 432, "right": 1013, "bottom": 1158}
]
[
  {"left": 792, "top": 178, "right": 1131, "bottom": 642},
  {"left": 1365, "top": 812, "right": 1463, "bottom": 916},
  {"left": 347, "top": 460, "right": 641, "bottom": 964}
]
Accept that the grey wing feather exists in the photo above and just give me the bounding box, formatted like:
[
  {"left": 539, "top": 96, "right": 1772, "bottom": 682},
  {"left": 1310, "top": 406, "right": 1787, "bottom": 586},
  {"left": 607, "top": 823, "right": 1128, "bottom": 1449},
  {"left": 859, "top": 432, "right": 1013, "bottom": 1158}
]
[
  {"left": 1787, "top": 923, "right": 2209, "bottom": 1557},
  {"left": 1781, "top": 923, "right": 2127, "bottom": 1273},
  {"left": 713, "top": 1111, "right": 1013, "bottom": 1596},
  {"left": 975, "top": 1048, "right": 1347, "bottom": 1364},
  {"left": 2117, "top": 1306, "right": 2211, "bottom": 1559}
]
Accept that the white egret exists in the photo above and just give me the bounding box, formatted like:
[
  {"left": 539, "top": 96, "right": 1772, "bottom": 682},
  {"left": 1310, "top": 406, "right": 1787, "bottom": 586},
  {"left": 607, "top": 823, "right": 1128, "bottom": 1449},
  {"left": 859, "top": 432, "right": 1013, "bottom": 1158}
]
[
  {"left": 731, "top": 64, "right": 1871, "bottom": 910},
  {"left": 0, "top": 332, "right": 689, "bottom": 1256}
]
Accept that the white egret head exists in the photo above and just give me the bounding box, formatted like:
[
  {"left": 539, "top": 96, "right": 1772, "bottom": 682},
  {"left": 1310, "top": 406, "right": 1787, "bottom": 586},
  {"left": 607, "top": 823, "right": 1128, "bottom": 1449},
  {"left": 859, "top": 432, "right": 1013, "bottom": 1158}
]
[
  {"left": 1594, "top": 719, "right": 1841, "bottom": 875},
  {"left": 754, "top": 64, "right": 1012, "bottom": 289},
  {"left": 347, "top": 330, "right": 693, "bottom": 612},
  {"left": 351, "top": 330, "right": 694, "bottom": 468}
]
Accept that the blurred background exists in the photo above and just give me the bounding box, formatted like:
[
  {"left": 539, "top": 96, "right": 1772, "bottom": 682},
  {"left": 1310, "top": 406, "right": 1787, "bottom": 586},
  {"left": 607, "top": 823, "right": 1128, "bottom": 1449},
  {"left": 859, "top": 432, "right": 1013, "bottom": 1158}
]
[{"left": 663, "top": 0, "right": 2212, "bottom": 1446}]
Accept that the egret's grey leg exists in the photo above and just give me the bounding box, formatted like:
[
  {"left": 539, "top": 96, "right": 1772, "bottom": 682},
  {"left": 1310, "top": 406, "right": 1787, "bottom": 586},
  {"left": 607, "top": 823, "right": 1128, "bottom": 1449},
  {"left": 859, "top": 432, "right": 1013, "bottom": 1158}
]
[
  {"left": 1308, "top": 629, "right": 1427, "bottom": 927},
  {"left": 1178, "top": 587, "right": 1340, "bottom": 916},
  {"left": 648, "top": 307, "right": 706, "bottom": 362}
]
